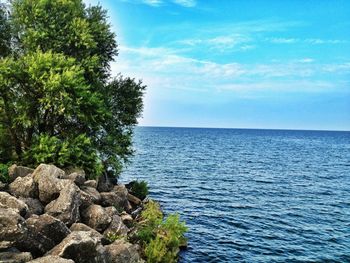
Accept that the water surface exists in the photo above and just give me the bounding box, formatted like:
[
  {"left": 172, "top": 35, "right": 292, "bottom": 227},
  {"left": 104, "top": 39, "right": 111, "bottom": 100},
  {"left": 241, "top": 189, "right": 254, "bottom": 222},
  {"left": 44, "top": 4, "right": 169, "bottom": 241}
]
[{"left": 121, "top": 127, "right": 350, "bottom": 262}]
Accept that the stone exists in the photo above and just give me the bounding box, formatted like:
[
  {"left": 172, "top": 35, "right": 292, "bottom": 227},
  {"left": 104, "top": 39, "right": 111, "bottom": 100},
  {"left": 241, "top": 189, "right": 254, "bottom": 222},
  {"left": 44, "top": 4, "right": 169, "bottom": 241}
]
[
  {"left": 104, "top": 239, "right": 141, "bottom": 263},
  {"left": 83, "top": 180, "right": 97, "bottom": 188},
  {"left": 47, "top": 231, "right": 105, "bottom": 263},
  {"left": 131, "top": 207, "right": 143, "bottom": 219},
  {"left": 45, "top": 183, "right": 81, "bottom": 226},
  {"left": 32, "top": 164, "right": 69, "bottom": 204},
  {"left": 60, "top": 172, "right": 86, "bottom": 186},
  {"left": 0, "top": 191, "right": 28, "bottom": 216},
  {"left": 0, "top": 207, "right": 26, "bottom": 248},
  {"left": 103, "top": 214, "right": 129, "bottom": 238},
  {"left": 127, "top": 193, "right": 141, "bottom": 205},
  {"left": 0, "top": 181, "right": 6, "bottom": 191},
  {"left": 0, "top": 251, "right": 33, "bottom": 263},
  {"left": 81, "top": 204, "right": 111, "bottom": 232},
  {"left": 17, "top": 214, "right": 71, "bottom": 256},
  {"left": 80, "top": 186, "right": 101, "bottom": 208},
  {"left": 100, "top": 192, "right": 126, "bottom": 208},
  {"left": 120, "top": 212, "right": 133, "bottom": 227},
  {"left": 97, "top": 173, "right": 113, "bottom": 192},
  {"left": 28, "top": 255, "right": 74, "bottom": 263},
  {"left": 8, "top": 164, "right": 34, "bottom": 182},
  {"left": 19, "top": 198, "right": 44, "bottom": 217},
  {"left": 9, "top": 174, "right": 38, "bottom": 198},
  {"left": 70, "top": 223, "right": 110, "bottom": 245}
]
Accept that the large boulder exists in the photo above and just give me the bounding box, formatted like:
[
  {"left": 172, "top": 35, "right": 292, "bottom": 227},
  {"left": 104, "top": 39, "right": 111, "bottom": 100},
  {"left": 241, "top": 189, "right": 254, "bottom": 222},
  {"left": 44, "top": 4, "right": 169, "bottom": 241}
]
[
  {"left": 70, "top": 223, "right": 109, "bottom": 245},
  {"left": 0, "top": 251, "right": 33, "bottom": 263},
  {"left": 60, "top": 172, "right": 86, "bottom": 187},
  {"left": 80, "top": 187, "right": 101, "bottom": 208},
  {"left": 47, "top": 231, "right": 105, "bottom": 263},
  {"left": 100, "top": 192, "right": 126, "bottom": 208},
  {"left": 19, "top": 198, "right": 44, "bottom": 217},
  {"left": 104, "top": 240, "right": 141, "bottom": 263},
  {"left": 45, "top": 183, "right": 81, "bottom": 226},
  {"left": 83, "top": 180, "right": 97, "bottom": 189},
  {"left": 0, "top": 191, "right": 28, "bottom": 216},
  {"left": 81, "top": 204, "right": 111, "bottom": 232},
  {"left": 9, "top": 174, "right": 38, "bottom": 198},
  {"left": 97, "top": 174, "right": 113, "bottom": 192},
  {"left": 127, "top": 193, "right": 141, "bottom": 206},
  {"left": 28, "top": 256, "right": 74, "bottom": 263},
  {"left": 0, "top": 207, "right": 26, "bottom": 248},
  {"left": 103, "top": 214, "right": 129, "bottom": 238},
  {"left": 16, "top": 214, "right": 71, "bottom": 256},
  {"left": 8, "top": 164, "right": 34, "bottom": 182}
]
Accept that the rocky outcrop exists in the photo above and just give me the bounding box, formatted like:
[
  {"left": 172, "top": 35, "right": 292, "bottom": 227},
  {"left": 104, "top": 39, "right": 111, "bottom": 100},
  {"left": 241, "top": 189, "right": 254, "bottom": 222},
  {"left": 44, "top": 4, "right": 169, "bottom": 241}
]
[{"left": 0, "top": 163, "right": 147, "bottom": 263}]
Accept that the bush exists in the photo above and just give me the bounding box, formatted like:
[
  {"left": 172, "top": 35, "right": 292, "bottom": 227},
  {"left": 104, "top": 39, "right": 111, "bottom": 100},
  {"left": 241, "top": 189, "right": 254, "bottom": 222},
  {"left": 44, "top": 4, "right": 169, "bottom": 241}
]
[
  {"left": 0, "top": 163, "right": 10, "bottom": 183},
  {"left": 137, "top": 200, "right": 187, "bottom": 263},
  {"left": 129, "top": 180, "right": 149, "bottom": 200}
]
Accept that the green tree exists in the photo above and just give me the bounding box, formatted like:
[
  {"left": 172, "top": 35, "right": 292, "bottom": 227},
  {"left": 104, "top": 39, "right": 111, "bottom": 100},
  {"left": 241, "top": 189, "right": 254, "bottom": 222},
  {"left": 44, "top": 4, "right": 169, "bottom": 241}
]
[{"left": 0, "top": 0, "right": 145, "bottom": 178}]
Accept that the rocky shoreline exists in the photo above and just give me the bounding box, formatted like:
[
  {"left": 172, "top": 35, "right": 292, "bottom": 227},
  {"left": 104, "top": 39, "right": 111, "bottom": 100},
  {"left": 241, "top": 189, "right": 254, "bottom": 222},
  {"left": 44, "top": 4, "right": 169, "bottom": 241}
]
[{"left": 0, "top": 164, "right": 155, "bottom": 262}]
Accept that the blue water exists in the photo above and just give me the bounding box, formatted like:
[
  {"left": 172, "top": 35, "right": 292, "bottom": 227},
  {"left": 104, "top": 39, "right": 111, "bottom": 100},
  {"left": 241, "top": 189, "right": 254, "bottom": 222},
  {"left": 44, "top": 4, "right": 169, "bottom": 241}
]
[{"left": 121, "top": 127, "right": 350, "bottom": 263}]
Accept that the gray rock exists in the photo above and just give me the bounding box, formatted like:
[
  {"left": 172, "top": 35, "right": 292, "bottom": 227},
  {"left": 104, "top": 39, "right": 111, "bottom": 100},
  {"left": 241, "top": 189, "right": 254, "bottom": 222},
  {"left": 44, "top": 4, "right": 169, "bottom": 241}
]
[
  {"left": 9, "top": 174, "right": 38, "bottom": 198},
  {"left": 0, "top": 251, "right": 33, "bottom": 263},
  {"left": 0, "top": 207, "right": 26, "bottom": 248},
  {"left": 17, "top": 214, "right": 71, "bottom": 255},
  {"left": 19, "top": 198, "right": 44, "bottom": 217},
  {"left": 0, "top": 181, "right": 7, "bottom": 191},
  {"left": 0, "top": 191, "right": 28, "bottom": 216},
  {"left": 127, "top": 193, "right": 141, "bottom": 206},
  {"left": 104, "top": 239, "right": 141, "bottom": 263},
  {"left": 120, "top": 212, "right": 133, "bottom": 227},
  {"left": 28, "top": 255, "right": 74, "bottom": 263},
  {"left": 32, "top": 164, "right": 66, "bottom": 183},
  {"left": 60, "top": 172, "right": 86, "bottom": 186},
  {"left": 80, "top": 186, "right": 101, "bottom": 208},
  {"left": 103, "top": 214, "right": 129, "bottom": 238},
  {"left": 70, "top": 223, "right": 110, "bottom": 245},
  {"left": 81, "top": 204, "right": 111, "bottom": 232},
  {"left": 47, "top": 231, "right": 105, "bottom": 263},
  {"left": 97, "top": 173, "right": 113, "bottom": 192},
  {"left": 83, "top": 180, "right": 97, "bottom": 189},
  {"left": 8, "top": 164, "right": 34, "bottom": 182},
  {"left": 100, "top": 192, "right": 126, "bottom": 208},
  {"left": 45, "top": 183, "right": 81, "bottom": 226}
]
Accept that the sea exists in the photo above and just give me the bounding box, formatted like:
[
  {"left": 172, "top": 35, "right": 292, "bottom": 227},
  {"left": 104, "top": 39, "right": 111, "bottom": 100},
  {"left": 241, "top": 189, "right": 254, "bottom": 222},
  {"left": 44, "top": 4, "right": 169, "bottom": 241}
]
[{"left": 120, "top": 126, "right": 350, "bottom": 263}]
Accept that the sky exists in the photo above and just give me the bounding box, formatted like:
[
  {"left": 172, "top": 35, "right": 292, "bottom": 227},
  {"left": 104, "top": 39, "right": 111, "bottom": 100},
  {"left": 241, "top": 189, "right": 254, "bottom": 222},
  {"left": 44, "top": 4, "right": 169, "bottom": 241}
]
[{"left": 84, "top": 0, "right": 350, "bottom": 131}]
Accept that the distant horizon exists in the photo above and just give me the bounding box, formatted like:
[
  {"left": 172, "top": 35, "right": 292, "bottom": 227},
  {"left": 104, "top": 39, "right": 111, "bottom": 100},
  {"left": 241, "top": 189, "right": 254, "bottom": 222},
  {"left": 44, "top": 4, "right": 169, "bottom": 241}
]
[{"left": 137, "top": 125, "right": 350, "bottom": 133}]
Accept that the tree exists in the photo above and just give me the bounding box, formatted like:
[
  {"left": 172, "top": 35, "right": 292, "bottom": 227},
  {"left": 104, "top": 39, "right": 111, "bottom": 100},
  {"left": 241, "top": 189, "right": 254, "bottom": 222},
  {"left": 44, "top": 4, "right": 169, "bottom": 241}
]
[{"left": 0, "top": 0, "right": 145, "bottom": 178}]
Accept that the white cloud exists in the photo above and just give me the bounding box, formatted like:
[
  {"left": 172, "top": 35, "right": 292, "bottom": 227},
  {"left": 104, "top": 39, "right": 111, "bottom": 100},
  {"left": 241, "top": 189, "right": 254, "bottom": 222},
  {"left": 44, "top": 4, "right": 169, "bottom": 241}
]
[
  {"left": 172, "top": 0, "right": 196, "bottom": 7},
  {"left": 267, "top": 37, "right": 349, "bottom": 45}
]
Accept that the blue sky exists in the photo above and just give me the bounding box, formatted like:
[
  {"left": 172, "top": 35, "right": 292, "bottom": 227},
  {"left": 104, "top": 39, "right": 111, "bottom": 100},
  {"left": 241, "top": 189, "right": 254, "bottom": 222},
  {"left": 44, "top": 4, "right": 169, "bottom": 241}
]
[{"left": 85, "top": 0, "right": 350, "bottom": 130}]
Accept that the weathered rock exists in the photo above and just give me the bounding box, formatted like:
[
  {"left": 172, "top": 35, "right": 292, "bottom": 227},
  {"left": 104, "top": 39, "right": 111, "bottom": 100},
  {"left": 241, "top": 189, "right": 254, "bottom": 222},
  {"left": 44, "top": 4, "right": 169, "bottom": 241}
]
[
  {"left": 80, "top": 186, "right": 101, "bottom": 208},
  {"left": 70, "top": 223, "right": 110, "bottom": 245},
  {"left": 83, "top": 180, "right": 97, "bottom": 189},
  {"left": 32, "top": 164, "right": 69, "bottom": 204},
  {"left": 9, "top": 174, "right": 38, "bottom": 198},
  {"left": 16, "top": 214, "right": 71, "bottom": 255},
  {"left": 81, "top": 204, "right": 111, "bottom": 232},
  {"left": 47, "top": 231, "right": 105, "bottom": 263},
  {"left": 45, "top": 183, "right": 81, "bottom": 226},
  {"left": 104, "top": 239, "right": 141, "bottom": 263},
  {"left": 19, "top": 198, "right": 44, "bottom": 217},
  {"left": 103, "top": 214, "right": 129, "bottom": 237},
  {"left": 60, "top": 172, "right": 86, "bottom": 186},
  {"left": 97, "top": 173, "right": 113, "bottom": 192},
  {"left": 0, "top": 207, "right": 26, "bottom": 248},
  {"left": 131, "top": 207, "right": 143, "bottom": 219},
  {"left": 0, "top": 191, "right": 28, "bottom": 216},
  {"left": 8, "top": 164, "right": 34, "bottom": 182},
  {"left": 120, "top": 212, "right": 133, "bottom": 227},
  {"left": 0, "top": 251, "right": 33, "bottom": 263},
  {"left": 0, "top": 181, "right": 7, "bottom": 191},
  {"left": 100, "top": 192, "right": 126, "bottom": 208},
  {"left": 127, "top": 193, "right": 141, "bottom": 205},
  {"left": 28, "top": 255, "right": 74, "bottom": 263},
  {"left": 104, "top": 206, "right": 118, "bottom": 217}
]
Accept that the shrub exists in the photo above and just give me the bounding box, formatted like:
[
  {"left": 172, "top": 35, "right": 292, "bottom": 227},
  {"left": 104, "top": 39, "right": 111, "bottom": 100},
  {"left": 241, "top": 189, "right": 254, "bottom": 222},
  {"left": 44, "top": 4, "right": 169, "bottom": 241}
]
[
  {"left": 0, "top": 163, "right": 10, "bottom": 183},
  {"left": 106, "top": 232, "right": 123, "bottom": 242},
  {"left": 129, "top": 180, "right": 149, "bottom": 200}
]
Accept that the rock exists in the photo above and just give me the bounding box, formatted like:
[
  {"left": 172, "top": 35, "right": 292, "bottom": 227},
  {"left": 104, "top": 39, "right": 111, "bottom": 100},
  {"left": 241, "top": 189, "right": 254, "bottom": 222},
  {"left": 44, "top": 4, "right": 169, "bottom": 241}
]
[
  {"left": 80, "top": 186, "right": 101, "bottom": 208},
  {"left": 60, "top": 172, "right": 86, "bottom": 186},
  {"left": 0, "top": 251, "right": 33, "bottom": 263},
  {"left": 28, "top": 255, "right": 74, "bottom": 263},
  {"left": 120, "top": 212, "right": 133, "bottom": 227},
  {"left": 103, "top": 213, "right": 129, "bottom": 237},
  {"left": 17, "top": 214, "right": 71, "bottom": 255},
  {"left": 45, "top": 183, "right": 81, "bottom": 226},
  {"left": 127, "top": 193, "right": 141, "bottom": 205},
  {"left": 131, "top": 207, "right": 143, "bottom": 219},
  {"left": 0, "top": 191, "right": 28, "bottom": 216},
  {"left": 19, "top": 198, "right": 44, "bottom": 217},
  {"left": 47, "top": 231, "right": 105, "bottom": 263},
  {"left": 97, "top": 173, "right": 113, "bottom": 192},
  {"left": 83, "top": 180, "right": 97, "bottom": 188},
  {"left": 70, "top": 223, "right": 110, "bottom": 245},
  {"left": 104, "top": 206, "right": 118, "bottom": 217},
  {"left": 0, "top": 207, "right": 26, "bottom": 248},
  {"left": 0, "top": 181, "right": 7, "bottom": 191},
  {"left": 32, "top": 164, "right": 69, "bottom": 204},
  {"left": 9, "top": 174, "right": 38, "bottom": 198},
  {"left": 81, "top": 204, "right": 111, "bottom": 232},
  {"left": 100, "top": 192, "right": 126, "bottom": 208},
  {"left": 104, "top": 239, "right": 141, "bottom": 263},
  {"left": 8, "top": 164, "right": 34, "bottom": 182}
]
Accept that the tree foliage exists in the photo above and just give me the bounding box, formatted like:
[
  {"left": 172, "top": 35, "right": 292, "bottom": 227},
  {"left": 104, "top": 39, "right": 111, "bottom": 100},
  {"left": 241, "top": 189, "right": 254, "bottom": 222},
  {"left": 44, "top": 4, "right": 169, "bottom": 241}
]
[{"left": 0, "top": 0, "right": 145, "bottom": 178}]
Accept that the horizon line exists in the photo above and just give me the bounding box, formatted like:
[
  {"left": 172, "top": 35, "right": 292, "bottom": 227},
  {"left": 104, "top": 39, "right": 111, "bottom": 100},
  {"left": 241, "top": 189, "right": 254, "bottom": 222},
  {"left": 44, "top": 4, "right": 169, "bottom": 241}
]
[{"left": 137, "top": 125, "right": 350, "bottom": 133}]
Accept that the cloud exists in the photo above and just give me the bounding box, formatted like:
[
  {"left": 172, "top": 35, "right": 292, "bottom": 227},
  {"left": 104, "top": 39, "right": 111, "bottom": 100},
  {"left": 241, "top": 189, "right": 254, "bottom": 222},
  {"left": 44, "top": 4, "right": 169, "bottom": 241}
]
[
  {"left": 120, "top": 0, "right": 196, "bottom": 7},
  {"left": 267, "top": 37, "right": 349, "bottom": 45},
  {"left": 172, "top": 0, "right": 196, "bottom": 7},
  {"left": 142, "top": 0, "right": 162, "bottom": 6}
]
